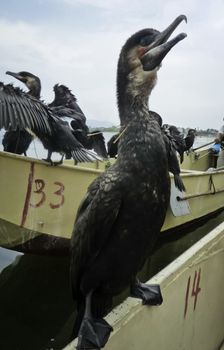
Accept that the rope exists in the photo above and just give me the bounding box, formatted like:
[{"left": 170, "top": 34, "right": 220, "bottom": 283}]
[
  {"left": 113, "top": 126, "right": 128, "bottom": 144},
  {"left": 209, "top": 175, "right": 216, "bottom": 194}
]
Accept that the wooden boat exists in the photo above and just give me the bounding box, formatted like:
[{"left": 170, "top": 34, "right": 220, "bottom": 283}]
[
  {"left": 63, "top": 221, "right": 224, "bottom": 350},
  {"left": 0, "top": 147, "right": 224, "bottom": 255}
]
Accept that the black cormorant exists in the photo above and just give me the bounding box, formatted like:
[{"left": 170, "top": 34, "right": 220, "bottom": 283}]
[
  {"left": 162, "top": 123, "right": 186, "bottom": 163},
  {"left": 184, "top": 128, "right": 197, "bottom": 151},
  {"left": 150, "top": 112, "right": 185, "bottom": 192},
  {"left": 48, "top": 83, "right": 87, "bottom": 120},
  {"left": 70, "top": 15, "right": 187, "bottom": 349},
  {"left": 2, "top": 71, "right": 40, "bottom": 155},
  {"left": 0, "top": 72, "right": 101, "bottom": 164},
  {"left": 107, "top": 112, "right": 186, "bottom": 192},
  {"left": 107, "top": 132, "right": 119, "bottom": 158},
  {"left": 49, "top": 84, "right": 108, "bottom": 159}
]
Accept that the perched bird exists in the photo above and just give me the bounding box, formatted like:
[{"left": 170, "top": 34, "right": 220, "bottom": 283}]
[
  {"left": 107, "top": 112, "right": 186, "bottom": 192},
  {"left": 162, "top": 123, "right": 185, "bottom": 163},
  {"left": 150, "top": 112, "right": 185, "bottom": 192},
  {"left": 48, "top": 83, "right": 87, "bottom": 122},
  {"left": 70, "top": 120, "right": 108, "bottom": 159},
  {"left": 70, "top": 15, "right": 187, "bottom": 349},
  {"left": 1, "top": 72, "right": 101, "bottom": 165},
  {"left": 107, "top": 132, "right": 119, "bottom": 158},
  {"left": 184, "top": 128, "right": 197, "bottom": 151},
  {"left": 49, "top": 83, "right": 108, "bottom": 159},
  {"left": 2, "top": 71, "right": 40, "bottom": 155},
  {"left": 2, "top": 126, "right": 33, "bottom": 156}
]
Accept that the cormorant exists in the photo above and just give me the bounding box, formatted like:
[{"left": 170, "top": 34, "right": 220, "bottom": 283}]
[
  {"left": 107, "top": 112, "right": 186, "bottom": 192},
  {"left": 184, "top": 128, "right": 197, "bottom": 151},
  {"left": 2, "top": 71, "right": 40, "bottom": 155},
  {"left": 162, "top": 123, "right": 185, "bottom": 163},
  {"left": 107, "top": 132, "right": 119, "bottom": 158},
  {"left": 70, "top": 120, "right": 108, "bottom": 159},
  {"left": 1, "top": 72, "right": 101, "bottom": 164},
  {"left": 2, "top": 126, "right": 33, "bottom": 156},
  {"left": 48, "top": 83, "right": 87, "bottom": 121},
  {"left": 70, "top": 15, "right": 187, "bottom": 349},
  {"left": 150, "top": 112, "right": 185, "bottom": 192},
  {"left": 49, "top": 84, "right": 108, "bottom": 159}
]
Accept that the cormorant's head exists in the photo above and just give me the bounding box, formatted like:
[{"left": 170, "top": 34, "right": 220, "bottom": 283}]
[
  {"left": 150, "top": 111, "right": 163, "bottom": 127},
  {"left": 53, "top": 84, "right": 77, "bottom": 102},
  {"left": 117, "top": 15, "right": 187, "bottom": 103},
  {"left": 187, "top": 128, "right": 197, "bottom": 136},
  {"left": 6, "top": 71, "right": 41, "bottom": 98}
]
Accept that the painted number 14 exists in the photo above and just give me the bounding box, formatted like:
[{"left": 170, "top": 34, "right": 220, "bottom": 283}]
[{"left": 184, "top": 268, "right": 201, "bottom": 318}]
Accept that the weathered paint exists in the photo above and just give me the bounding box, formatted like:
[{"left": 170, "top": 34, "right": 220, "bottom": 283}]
[{"left": 64, "top": 222, "right": 224, "bottom": 350}]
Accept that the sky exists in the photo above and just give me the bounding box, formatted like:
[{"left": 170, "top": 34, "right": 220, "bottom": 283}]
[{"left": 1, "top": 0, "right": 224, "bottom": 130}]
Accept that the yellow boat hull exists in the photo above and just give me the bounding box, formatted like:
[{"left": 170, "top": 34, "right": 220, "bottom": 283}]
[{"left": 0, "top": 149, "right": 224, "bottom": 254}]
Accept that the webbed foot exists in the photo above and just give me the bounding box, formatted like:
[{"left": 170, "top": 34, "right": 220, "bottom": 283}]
[
  {"left": 42, "top": 158, "right": 63, "bottom": 166},
  {"left": 42, "top": 158, "right": 54, "bottom": 166},
  {"left": 51, "top": 160, "right": 63, "bottom": 166},
  {"left": 77, "top": 317, "right": 113, "bottom": 349},
  {"left": 130, "top": 280, "right": 163, "bottom": 305}
]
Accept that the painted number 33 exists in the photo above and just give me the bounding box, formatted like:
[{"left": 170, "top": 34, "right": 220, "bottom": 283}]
[{"left": 30, "top": 179, "right": 65, "bottom": 209}]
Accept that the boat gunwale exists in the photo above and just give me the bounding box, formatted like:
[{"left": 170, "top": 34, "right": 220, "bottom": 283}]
[
  {"left": 2, "top": 150, "right": 224, "bottom": 178},
  {"left": 0, "top": 150, "right": 103, "bottom": 175},
  {"left": 64, "top": 221, "right": 224, "bottom": 349}
]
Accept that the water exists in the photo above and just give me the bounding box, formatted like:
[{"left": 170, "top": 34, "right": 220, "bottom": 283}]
[
  {"left": 0, "top": 130, "right": 117, "bottom": 161},
  {"left": 0, "top": 129, "right": 215, "bottom": 160}
]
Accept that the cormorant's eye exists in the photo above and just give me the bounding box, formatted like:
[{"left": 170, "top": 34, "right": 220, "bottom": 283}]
[{"left": 139, "top": 36, "right": 152, "bottom": 47}]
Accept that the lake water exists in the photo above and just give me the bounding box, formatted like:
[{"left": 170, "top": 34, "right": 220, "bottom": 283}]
[
  {"left": 0, "top": 130, "right": 219, "bottom": 349},
  {"left": 0, "top": 130, "right": 215, "bottom": 160}
]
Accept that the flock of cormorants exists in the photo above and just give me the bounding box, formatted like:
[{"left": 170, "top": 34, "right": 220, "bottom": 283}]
[
  {"left": 0, "top": 15, "right": 191, "bottom": 349},
  {"left": 0, "top": 70, "right": 196, "bottom": 170},
  {"left": 1, "top": 71, "right": 107, "bottom": 164}
]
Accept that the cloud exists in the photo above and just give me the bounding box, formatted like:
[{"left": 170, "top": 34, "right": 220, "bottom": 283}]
[{"left": 1, "top": 0, "right": 224, "bottom": 129}]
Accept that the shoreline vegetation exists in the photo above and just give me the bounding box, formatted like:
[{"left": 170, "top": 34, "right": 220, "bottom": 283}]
[{"left": 89, "top": 126, "right": 219, "bottom": 137}]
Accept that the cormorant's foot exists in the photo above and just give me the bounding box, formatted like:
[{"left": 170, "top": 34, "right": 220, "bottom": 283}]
[
  {"left": 42, "top": 158, "right": 54, "bottom": 166},
  {"left": 51, "top": 160, "right": 63, "bottom": 166},
  {"left": 42, "top": 158, "right": 63, "bottom": 166},
  {"left": 130, "top": 282, "right": 163, "bottom": 306},
  {"left": 77, "top": 317, "right": 113, "bottom": 349}
]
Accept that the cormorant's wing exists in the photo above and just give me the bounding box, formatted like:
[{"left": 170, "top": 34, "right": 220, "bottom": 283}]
[
  {"left": 0, "top": 83, "right": 51, "bottom": 134},
  {"left": 50, "top": 105, "right": 86, "bottom": 122},
  {"left": 70, "top": 115, "right": 88, "bottom": 133},
  {"left": 68, "top": 100, "right": 86, "bottom": 121},
  {"left": 88, "top": 131, "right": 108, "bottom": 159},
  {"left": 70, "top": 169, "right": 122, "bottom": 298},
  {"left": 48, "top": 117, "right": 102, "bottom": 162},
  {"left": 163, "top": 134, "right": 186, "bottom": 192}
]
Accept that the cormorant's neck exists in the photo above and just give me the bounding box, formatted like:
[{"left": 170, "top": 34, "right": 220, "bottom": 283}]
[
  {"left": 116, "top": 66, "right": 157, "bottom": 126},
  {"left": 118, "top": 93, "right": 150, "bottom": 126},
  {"left": 28, "top": 82, "right": 41, "bottom": 99}
]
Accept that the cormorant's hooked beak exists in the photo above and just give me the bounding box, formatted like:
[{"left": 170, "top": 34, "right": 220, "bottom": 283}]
[
  {"left": 6, "top": 71, "right": 23, "bottom": 82},
  {"left": 141, "top": 15, "right": 187, "bottom": 71}
]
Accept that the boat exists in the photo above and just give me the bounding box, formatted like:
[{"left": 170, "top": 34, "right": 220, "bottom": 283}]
[
  {"left": 63, "top": 221, "right": 224, "bottom": 350},
  {"left": 0, "top": 146, "right": 224, "bottom": 255}
]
